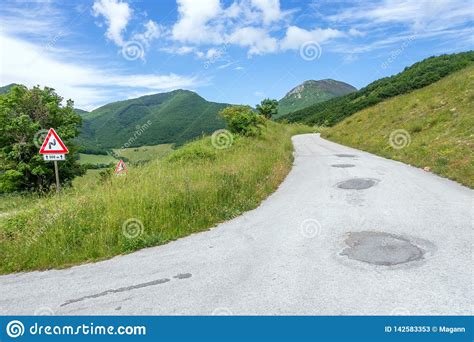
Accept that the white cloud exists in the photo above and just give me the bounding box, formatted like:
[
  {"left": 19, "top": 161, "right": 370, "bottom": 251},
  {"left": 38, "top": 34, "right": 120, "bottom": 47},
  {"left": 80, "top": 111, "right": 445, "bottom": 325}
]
[
  {"left": 250, "top": 0, "right": 283, "bottom": 25},
  {"left": 164, "top": 1, "right": 350, "bottom": 57},
  {"left": 216, "top": 61, "right": 239, "bottom": 69},
  {"left": 169, "top": 0, "right": 289, "bottom": 56},
  {"left": 324, "top": 0, "right": 473, "bottom": 56},
  {"left": 0, "top": 33, "right": 202, "bottom": 110},
  {"left": 132, "top": 20, "right": 163, "bottom": 48},
  {"left": 348, "top": 28, "right": 365, "bottom": 37},
  {"left": 280, "top": 26, "right": 345, "bottom": 50},
  {"left": 92, "top": 0, "right": 132, "bottom": 46},
  {"left": 328, "top": 0, "right": 472, "bottom": 32},
  {"left": 172, "top": 0, "right": 223, "bottom": 44},
  {"left": 333, "top": 27, "right": 472, "bottom": 54},
  {"left": 0, "top": 9, "right": 63, "bottom": 39},
  {"left": 228, "top": 27, "right": 278, "bottom": 55},
  {"left": 205, "top": 48, "right": 220, "bottom": 59},
  {"left": 161, "top": 45, "right": 197, "bottom": 55},
  {"left": 92, "top": 1, "right": 162, "bottom": 59}
]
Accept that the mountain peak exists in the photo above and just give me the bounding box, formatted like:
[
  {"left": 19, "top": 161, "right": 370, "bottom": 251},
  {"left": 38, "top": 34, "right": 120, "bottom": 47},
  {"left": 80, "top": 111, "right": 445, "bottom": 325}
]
[
  {"left": 285, "top": 79, "right": 356, "bottom": 97},
  {"left": 277, "top": 79, "right": 356, "bottom": 117}
]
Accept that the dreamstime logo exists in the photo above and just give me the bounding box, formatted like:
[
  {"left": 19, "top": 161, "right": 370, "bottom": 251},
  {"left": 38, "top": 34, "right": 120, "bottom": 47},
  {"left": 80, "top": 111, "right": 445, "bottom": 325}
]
[
  {"left": 121, "top": 41, "right": 144, "bottom": 61},
  {"left": 111, "top": 120, "right": 153, "bottom": 159},
  {"left": 6, "top": 320, "right": 25, "bottom": 338},
  {"left": 212, "top": 307, "right": 233, "bottom": 315},
  {"left": 33, "top": 128, "right": 49, "bottom": 149},
  {"left": 300, "top": 218, "right": 322, "bottom": 238},
  {"left": 211, "top": 129, "right": 234, "bottom": 150},
  {"left": 204, "top": 42, "right": 229, "bottom": 69},
  {"left": 122, "top": 218, "right": 144, "bottom": 239},
  {"left": 381, "top": 35, "right": 416, "bottom": 70},
  {"left": 389, "top": 129, "right": 411, "bottom": 149},
  {"left": 299, "top": 41, "right": 322, "bottom": 61},
  {"left": 34, "top": 307, "right": 55, "bottom": 315}
]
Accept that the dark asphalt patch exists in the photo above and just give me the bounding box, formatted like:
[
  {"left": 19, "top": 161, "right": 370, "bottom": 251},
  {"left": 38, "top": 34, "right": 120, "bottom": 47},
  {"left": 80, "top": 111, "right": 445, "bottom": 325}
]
[
  {"left": 336, "top": 178, "right": 379, "bottom": 190},
  {"left": 331, "top": 164, "right": 355, "bottom": 168},
  {"left": 335, "top": 154, "right": 356, "bottom": 158},
  {"left": 340, "top": 231, "right": 424, "bottom": 266},
  {"left": 174, "top": 273, "right": 192, "bottom": 279}
]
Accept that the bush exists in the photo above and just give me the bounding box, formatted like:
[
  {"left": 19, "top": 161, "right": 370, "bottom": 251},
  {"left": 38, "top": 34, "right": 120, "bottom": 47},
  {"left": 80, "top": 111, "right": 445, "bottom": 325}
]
[
  {"left": 165, "top": 143, "right": 217, "bottom": 162},
  {"left": 256, "top": 98, "right": 278, "bottom": 119},
  {"left": 98, "top": 168, "right": 113, "bottom": 183},
  {"left": 219, "top": 105, "right": 266, "bottom": 136}
]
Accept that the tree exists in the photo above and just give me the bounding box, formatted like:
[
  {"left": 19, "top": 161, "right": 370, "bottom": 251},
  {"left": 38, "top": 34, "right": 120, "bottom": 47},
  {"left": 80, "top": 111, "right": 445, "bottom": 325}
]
[
  {"left": 256, "top": 98, "right": 278, "bottom": 119},
  {"left": 219, "top": 105, "right": 265, "bottom": 136},
  {"left": 0, "top": 85, "right": 85, "bottom": 193}
]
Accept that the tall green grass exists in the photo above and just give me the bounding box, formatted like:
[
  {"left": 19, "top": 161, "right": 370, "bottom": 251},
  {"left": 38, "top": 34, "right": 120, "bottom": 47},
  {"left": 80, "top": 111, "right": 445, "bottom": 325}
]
[
  {"left": 323, "top": 65, "right": 474, "bottom": 188},
  {"left": 0, "top": 122, "right": 313, "bottom": 273}
]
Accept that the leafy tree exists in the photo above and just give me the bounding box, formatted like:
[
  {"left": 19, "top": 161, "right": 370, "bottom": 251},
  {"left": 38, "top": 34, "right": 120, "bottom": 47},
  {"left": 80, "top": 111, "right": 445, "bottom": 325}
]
[
  {"left": 219, "top": 105, "right": 265, "bottom": 136},
  {"left": 256, "top": 98, "right": 278, "bottom": 119},
  {"left": 0, "top": 85, "right": 84, "bottom": 193}
]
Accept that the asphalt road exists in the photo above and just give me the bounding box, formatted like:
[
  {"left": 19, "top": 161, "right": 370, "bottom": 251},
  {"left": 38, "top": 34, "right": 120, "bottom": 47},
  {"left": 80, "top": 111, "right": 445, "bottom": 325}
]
[{"left": 1, "top": 134, "right": 472, "bottom": 315}]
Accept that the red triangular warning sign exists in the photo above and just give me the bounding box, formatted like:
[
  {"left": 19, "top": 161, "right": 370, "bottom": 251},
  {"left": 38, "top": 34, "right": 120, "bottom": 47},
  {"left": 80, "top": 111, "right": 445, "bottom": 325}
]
[
  {"left": 39, "top": 128, "right": 69, "bottom": 154},
  {"left": 114, "top": 159, "right": 128, "bottom": 175}
]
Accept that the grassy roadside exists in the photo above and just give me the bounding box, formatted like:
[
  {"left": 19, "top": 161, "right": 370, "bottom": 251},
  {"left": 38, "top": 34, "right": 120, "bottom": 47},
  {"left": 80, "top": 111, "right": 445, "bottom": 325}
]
[
  {"left": 113, "top": 144, "right": 173, "bottom": 163},
  {"left": 0, "top": 122, "right": 313, "bottom": 273},
  {"left": 322, "top": 65, "right": 474, "bottom": 188}
]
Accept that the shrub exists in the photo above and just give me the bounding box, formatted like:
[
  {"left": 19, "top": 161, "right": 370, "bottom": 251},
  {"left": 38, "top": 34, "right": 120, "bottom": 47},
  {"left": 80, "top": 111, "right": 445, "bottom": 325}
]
[
  {"left": 98, "top": 168, "right": 113, "bottom": 183},
  {"left": 165, "top": 143, "right": 217, "bottom": 162},
  {"left": 256, "top": 98, "right": 278, "bottom": 119},
  {"left": 219, "top": 105, "right": 266, "bottom": 136}
]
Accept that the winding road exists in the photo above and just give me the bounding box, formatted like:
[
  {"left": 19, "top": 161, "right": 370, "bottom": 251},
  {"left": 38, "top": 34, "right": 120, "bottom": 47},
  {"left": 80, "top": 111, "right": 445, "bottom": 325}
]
[{"left": 1, "top": 134, "right": 472, "bottom": 315}]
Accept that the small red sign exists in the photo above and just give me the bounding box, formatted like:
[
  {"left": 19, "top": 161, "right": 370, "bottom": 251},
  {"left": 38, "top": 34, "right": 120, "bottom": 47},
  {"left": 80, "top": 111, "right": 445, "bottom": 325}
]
[
  {"left": 114, "top": 159, "right": 128, "bottom": 175},
  {"left": 39, "top": 128, "right": 69, "bottom": 154}
]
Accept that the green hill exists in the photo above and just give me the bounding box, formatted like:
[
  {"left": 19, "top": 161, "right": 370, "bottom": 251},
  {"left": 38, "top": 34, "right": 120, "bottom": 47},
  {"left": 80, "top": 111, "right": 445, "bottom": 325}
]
[
  {"left": 77, "top": 89, "right": 230, "bottom": 149},
  {"left": 280, "top": 51, "right": 474, "bottom": 126},
  {"left": 74, "top": 108, "right": 89, "bottom": 115},
  {"left": 322, "top": 64, "right": 474, "bottom": 188},
  {"left": 277, "top": 79, "right": 356, "bottom": 118}
]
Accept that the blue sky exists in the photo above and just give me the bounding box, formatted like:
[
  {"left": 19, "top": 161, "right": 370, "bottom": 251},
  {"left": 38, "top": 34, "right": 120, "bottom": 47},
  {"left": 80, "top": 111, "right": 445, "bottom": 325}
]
[{"left": 0, "top": 0, "right": 472, "bottom": 110}]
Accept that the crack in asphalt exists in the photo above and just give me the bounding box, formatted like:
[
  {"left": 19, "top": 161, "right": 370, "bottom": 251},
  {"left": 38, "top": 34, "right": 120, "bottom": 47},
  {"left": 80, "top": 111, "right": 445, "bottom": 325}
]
[{"left": 61, "top": 273, "right": 192, "bottom": 307}]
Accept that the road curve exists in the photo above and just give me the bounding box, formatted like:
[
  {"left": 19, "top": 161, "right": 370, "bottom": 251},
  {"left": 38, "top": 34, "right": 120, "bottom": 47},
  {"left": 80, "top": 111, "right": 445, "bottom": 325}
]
[{"left": 1, "top": 134, "right": 472, "bottom": 315}]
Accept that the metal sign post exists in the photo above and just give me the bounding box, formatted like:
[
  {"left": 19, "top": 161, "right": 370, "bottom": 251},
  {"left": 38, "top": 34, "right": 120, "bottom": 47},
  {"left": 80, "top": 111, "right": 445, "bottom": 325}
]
[{"left": 54, "top": 160, "right": 60, "bottom": 193}]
